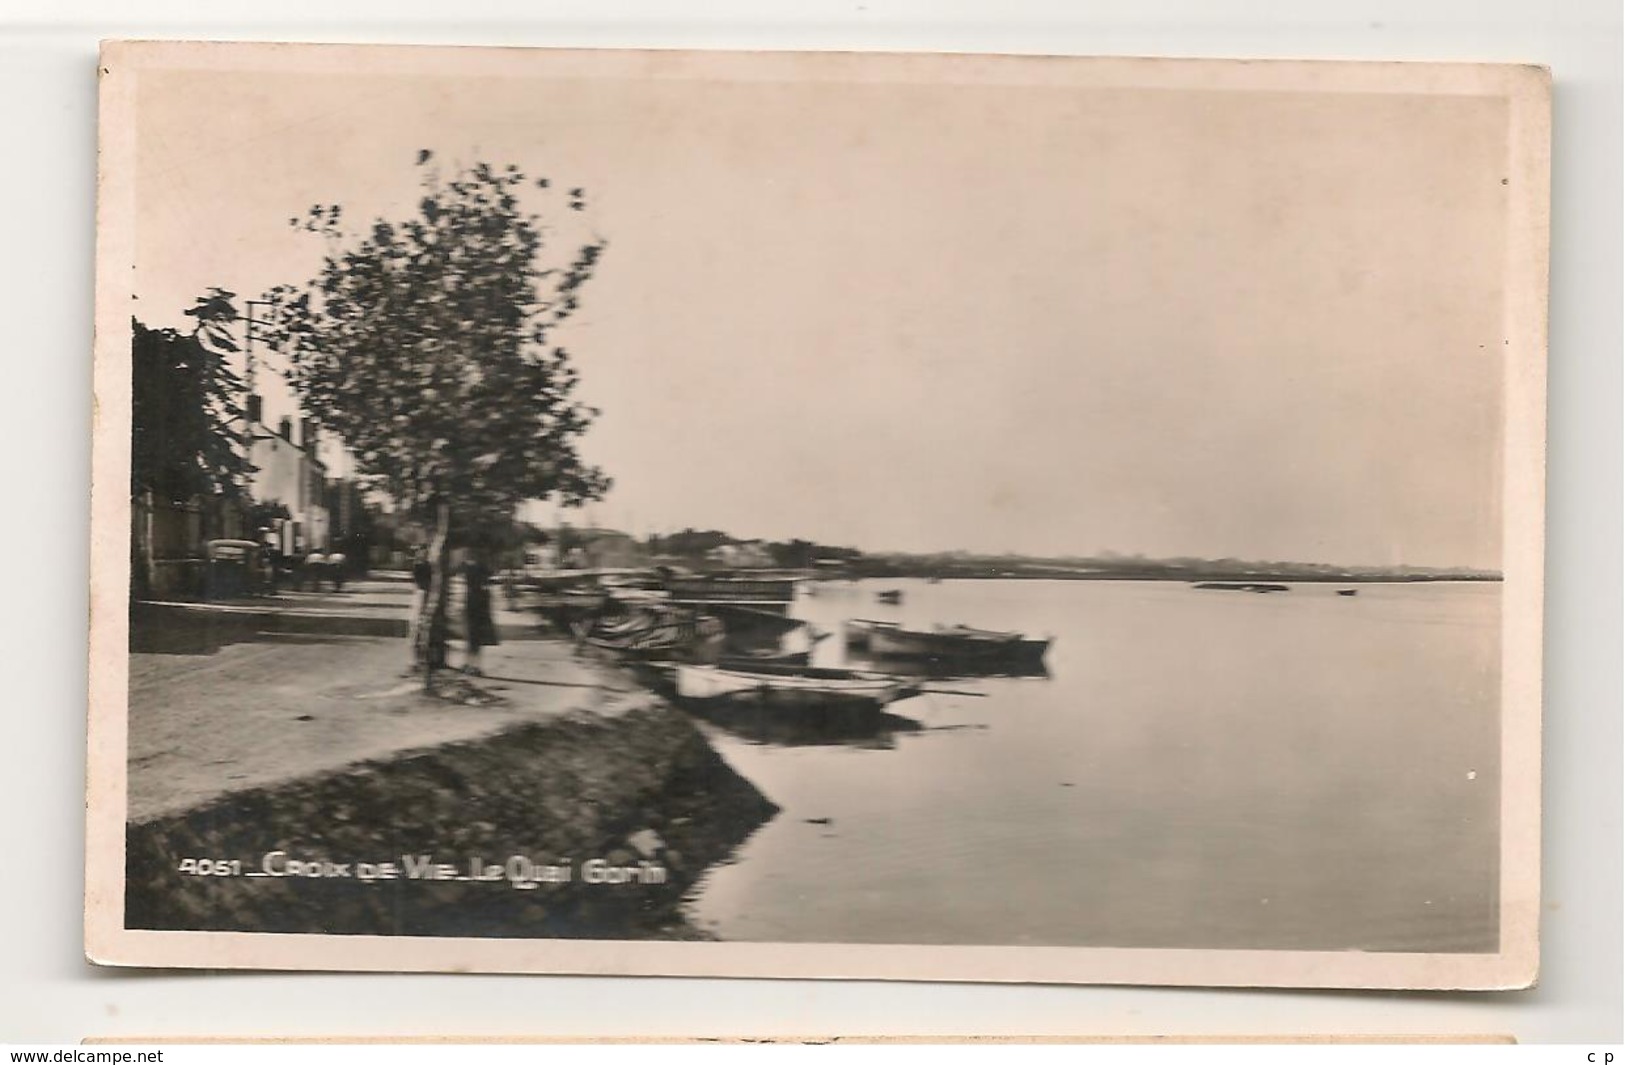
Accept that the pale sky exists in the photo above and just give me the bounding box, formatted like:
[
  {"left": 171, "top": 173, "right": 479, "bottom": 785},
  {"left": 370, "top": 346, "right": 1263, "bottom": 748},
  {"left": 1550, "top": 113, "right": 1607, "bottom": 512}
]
[{"left": 132, "top": 56, "right": 1511, "bottom": 568}]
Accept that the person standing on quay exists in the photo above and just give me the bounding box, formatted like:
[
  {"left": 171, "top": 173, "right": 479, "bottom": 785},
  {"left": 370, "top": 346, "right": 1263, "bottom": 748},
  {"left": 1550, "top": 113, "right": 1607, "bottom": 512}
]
[
  {"left": 328, "top": 548, "right": 348, "bottom": 592},
  {"left": 305, "top": 548, "right": 328, "bottom": 592},
  {"left": 462, "top": 547, "right": 499, "bottom": 677},
  {"left": 258, "top": 533, "right": 282, "bottom": 596},
  {"left": 407, "top": 545, "right": 433, "bottom": 671}
]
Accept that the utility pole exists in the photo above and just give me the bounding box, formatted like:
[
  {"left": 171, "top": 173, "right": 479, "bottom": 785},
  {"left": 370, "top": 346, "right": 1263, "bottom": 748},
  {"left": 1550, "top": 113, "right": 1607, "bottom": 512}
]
[
  {"left": 243, "top": 299, "right": 274, "bottom": 404},
  {"left": 241, "top": 299, "right": 273, "bottom": 544},
  {"left": 238, "top": 299, "right": 275, "bottom": 454}
]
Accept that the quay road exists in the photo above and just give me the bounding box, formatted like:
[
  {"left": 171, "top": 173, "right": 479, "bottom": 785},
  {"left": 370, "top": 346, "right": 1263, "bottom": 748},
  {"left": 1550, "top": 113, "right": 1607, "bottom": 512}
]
[
  {"left": 133, "top": 571, "right": 545, "bottom": 645},
  {"left": 125, "top": 575, "right": 643, "bottom": 823}
]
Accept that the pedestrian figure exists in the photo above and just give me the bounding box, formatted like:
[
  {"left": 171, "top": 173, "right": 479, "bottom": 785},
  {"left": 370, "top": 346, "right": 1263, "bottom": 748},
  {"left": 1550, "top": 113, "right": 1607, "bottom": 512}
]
[
  {"left": 305, "top": 549, "right": 328, "bottom": 591},
  {"left": 328, "top": 549, "right": 348, "bottom": 592},
  {"left": 407, "top": 546, "right": 436, "bottom": 671},
  {"left": 259, "top": 537, "right": 283, "bottom": 595},
  {"left": 461, "top": 548, "right": 500, "bottom": 676}
]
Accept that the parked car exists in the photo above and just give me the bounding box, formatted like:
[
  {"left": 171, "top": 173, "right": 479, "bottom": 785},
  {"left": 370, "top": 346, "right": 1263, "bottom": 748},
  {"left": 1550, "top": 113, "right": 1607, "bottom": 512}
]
[{"left": 204, "top": 539, "right": 261, "bottom": 599}]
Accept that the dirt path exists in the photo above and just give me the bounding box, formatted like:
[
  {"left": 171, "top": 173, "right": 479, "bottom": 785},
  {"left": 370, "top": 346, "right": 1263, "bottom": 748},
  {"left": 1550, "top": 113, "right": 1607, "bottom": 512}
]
[{"left": 127, "top": 634, "right": 640, "bottom": 823}]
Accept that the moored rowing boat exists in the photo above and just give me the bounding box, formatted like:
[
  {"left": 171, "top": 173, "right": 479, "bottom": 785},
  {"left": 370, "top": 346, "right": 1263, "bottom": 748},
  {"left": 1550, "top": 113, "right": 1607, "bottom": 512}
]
[
  {"left": 664, "top": 574, "right": 801, "bottom": 615},
  {"left": 867, "top": 623, "right": 1051, "bottom": 664},
  {"left": 843, "top": 617, "right": 897, "bottom": 650},
  {"left": 673, "top": 662, "right": 916, "bottom": 715}
]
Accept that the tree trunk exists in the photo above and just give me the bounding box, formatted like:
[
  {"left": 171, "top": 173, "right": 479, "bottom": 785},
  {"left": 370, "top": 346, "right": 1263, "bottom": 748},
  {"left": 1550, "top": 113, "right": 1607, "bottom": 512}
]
[{"left": 417, "top": 500, "right": 452, "bottom": 690}]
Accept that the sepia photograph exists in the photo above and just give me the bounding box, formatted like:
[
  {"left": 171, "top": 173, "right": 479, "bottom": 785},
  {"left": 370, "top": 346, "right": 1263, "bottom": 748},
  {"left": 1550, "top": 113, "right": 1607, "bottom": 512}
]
[{"left": 86, "top": 41, "right": 1548, "bottom": 989}]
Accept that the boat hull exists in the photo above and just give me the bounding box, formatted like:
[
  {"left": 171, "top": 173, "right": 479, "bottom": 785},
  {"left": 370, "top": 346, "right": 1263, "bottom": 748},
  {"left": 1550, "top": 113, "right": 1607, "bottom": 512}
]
[
  {"left": 1193, "top": 581, "right": 1290, "bottom": 593},
  {"left": 676, "top": 664, "right": 902, "bottom": 702},
  {"left": 868, "top": 626, "right": 1050, "bottom": 664},
  {"left": 664, "top": 575, "right": 801, "bottom": 616},
  {"left": 718, "top": 650, "right": 812, "bottom": 669},
  {"left": 583, "top": 606, "right": 725, "bottom": 661},
  {"left": 843, "top": 618, "right": 896, "bottom": 650},
  {"left": 672, "top": 665, "right": 915, "bottom": 731}
]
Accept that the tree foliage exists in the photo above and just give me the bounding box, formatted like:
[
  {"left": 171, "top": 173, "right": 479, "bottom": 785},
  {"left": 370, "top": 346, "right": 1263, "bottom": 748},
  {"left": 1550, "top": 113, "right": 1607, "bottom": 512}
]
[
  {"left": 261, "top": 155, "right": 610, "bottom": 536},
  {"left": 130, "top": 289, "right": 250, "bottom": 502},
  {"left": 261, "top": 155, "right": 611, "bottom": 684}
]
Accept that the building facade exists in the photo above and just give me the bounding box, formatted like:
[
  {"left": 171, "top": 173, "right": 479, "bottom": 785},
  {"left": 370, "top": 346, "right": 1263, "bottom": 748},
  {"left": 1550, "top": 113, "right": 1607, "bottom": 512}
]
[{"left": 248, "top": 414, "right": 331, "bottom": 554}]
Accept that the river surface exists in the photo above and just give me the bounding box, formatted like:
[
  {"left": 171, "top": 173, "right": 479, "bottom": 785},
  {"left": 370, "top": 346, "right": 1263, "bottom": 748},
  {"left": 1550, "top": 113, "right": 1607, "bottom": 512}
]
[{"left": 684, "top": 577, "right": 1501, "bottom": 952}]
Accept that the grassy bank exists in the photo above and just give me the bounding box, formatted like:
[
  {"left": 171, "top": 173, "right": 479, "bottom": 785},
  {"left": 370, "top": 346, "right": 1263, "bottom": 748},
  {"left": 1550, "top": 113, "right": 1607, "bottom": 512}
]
[{"left": 125, "top": 699, "right": 777, "bottom": 939}]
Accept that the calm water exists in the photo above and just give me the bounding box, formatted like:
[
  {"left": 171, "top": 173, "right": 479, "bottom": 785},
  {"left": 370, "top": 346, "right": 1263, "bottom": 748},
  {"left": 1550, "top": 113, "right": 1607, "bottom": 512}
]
[{"left": 684, "top": 577, "right": 1501, "bottom": 952}]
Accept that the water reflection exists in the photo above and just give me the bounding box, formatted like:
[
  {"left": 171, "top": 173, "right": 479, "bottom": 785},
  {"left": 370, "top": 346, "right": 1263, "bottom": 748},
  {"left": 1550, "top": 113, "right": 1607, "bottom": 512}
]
[
  {"left": 843, "top": 652, "right": 1052, "bottom": 681},
  {"left": 685, "top": 702, "right": 923, "bottom": 749},
  {"left": 689, "top": 578, "right": 1503, "bottom": 953}
]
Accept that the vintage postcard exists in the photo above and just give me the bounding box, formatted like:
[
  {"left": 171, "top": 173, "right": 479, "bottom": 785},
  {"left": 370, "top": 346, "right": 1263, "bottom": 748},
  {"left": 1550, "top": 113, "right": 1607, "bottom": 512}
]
[{"left": 87, "top": 41, "right": 1549, "bottom": 989}]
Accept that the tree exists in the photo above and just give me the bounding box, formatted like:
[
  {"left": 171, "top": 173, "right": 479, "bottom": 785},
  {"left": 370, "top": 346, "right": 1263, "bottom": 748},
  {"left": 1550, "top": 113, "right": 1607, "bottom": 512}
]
[
  {"left": 767, "top": 538, "right": 816, "bottom": 569},
  {"left": 130, "top": 289, "right": 251, "bottom": 504},
  {"left": 130, "top": 291, "right": 252, "bottom": 597},
  {"left": 262, "top": 155, "right": 611, "bottom": 686}
]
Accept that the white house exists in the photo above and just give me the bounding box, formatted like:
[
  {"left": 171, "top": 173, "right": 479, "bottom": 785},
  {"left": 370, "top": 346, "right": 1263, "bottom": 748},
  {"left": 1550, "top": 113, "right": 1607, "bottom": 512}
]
[{"left": 247, "top": 410, "right": 331, "bottom": 553}]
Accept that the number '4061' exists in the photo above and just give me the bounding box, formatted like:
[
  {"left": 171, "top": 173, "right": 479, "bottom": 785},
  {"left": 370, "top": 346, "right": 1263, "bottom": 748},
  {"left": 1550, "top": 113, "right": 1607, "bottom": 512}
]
[{"left": 177, "top": 858, "right": 242, "bottom": 876}]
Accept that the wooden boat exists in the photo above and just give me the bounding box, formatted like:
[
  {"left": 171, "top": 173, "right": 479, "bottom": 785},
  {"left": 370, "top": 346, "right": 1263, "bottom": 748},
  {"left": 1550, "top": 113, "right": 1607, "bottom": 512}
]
[
  {"left": 876, "top": 589, "right": 904, "bottom": 604},
  {"left": 1337, "top": 588, "right": 1358, "bottom": 596},
  {"left": 718, "top": 649, "right": 812, "bottom": 669},
  {"left": 867, "top": 622, "right": 1051, "bottom": 665},
  {"left": 583, "top": 604, "right": 725, "bottom": 660},
  {"left": 709, "top": 602, "right": 811, "bottom": 639},
  {"left": 673, "top": 662, "right": 918, "bottom": 718},
  {"left": 706, "top": 602, "right": 824, "bottom": 662},
  {"left": 858, "top": 654, "right": 1052, "bottom": 680},
  {"left": 664, "top": 574, "right": 801, "bottom": 615},
  {"left": 532, "top": 587, "right": 612, "bottom": 636},
  {"left": 843, "top": 617, "right": 898, "bottom": 650},
  {"left": 1193, "top": 581, "right": 1290, "bottom": 593}
]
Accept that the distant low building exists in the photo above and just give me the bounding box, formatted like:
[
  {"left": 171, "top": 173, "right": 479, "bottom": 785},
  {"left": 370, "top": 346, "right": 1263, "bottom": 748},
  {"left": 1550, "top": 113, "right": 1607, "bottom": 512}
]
[
  {"left": 705, "top": 541, "right": 776, "bottom": 569},
  {"left": 547, "top": 526, "right": 647, "bottom": 570},
  {"left": 582, "top": 530, "right": 645, "bottom": 569},
  {"left": 522, "top": 541, "right": 564, "bottom": 572}
]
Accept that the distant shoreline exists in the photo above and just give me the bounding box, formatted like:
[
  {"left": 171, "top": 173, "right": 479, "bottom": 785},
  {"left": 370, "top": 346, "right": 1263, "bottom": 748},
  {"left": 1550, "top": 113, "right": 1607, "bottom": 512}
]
[{"left": 832, "top": 568, "right": 1502, "bottom": 585}]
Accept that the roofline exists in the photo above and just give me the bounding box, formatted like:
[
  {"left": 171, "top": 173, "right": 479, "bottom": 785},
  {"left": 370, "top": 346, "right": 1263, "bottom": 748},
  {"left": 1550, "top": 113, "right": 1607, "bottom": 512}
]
[{"left": 247, "top": 425, "right": 328, "bottom": 470}]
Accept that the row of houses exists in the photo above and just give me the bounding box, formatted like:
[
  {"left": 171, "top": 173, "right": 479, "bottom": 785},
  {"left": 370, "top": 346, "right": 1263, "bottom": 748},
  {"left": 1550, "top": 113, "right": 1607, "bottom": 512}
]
[
  {"left": 132, "top": 398, "right": 370, "bottom": 598},
  {"left": 517, "top": 535, "right": 786, "bottom": 575},
  {"left": 703, "top": 541, "right": 778, "bottom": 568}
]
